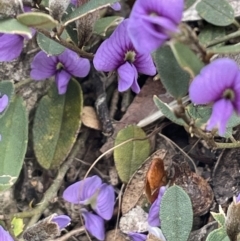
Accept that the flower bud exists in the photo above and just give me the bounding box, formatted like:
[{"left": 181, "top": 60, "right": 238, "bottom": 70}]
[{"left": 49, "top": 0, "right": 70, "bottom": 22}]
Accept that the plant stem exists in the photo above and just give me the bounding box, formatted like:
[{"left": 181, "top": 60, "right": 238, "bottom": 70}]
[
  {"left": 215, "top": 141, "right": 240, "bottom": 149},
  {"left": 206, "top": 30, "right": 240, "bottom": 48}
]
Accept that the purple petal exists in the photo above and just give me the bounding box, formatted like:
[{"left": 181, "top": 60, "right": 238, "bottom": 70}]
[
  {"left": 63, "top": 176, "right": 102, "bottom": 204},
  {"left": 128, "top": 232, "right": 147, "bottom": 241},
  {"left": 93, "top": 184, "right": 115, "bottom": 220},
  {"left": 189, "top": 58, "right": 239, "bottom": 104},
  {"left": 71, "top": 0, "right": 78, "bottom": 6},
  {"left": 31, "top": 51, "right": 57, "bottom": 80},
  {"left": 57, "top": 49, "right": 90, "bottom": 78},
  {"left": 55, "top": 70, "right": 71, "bottom": 95},
  {"left": 117, "top": 62, "right": 136, "bottom": 92},
  {"left": 0, "top": 34, "right": 24, "bottom": 61},
  {"left": 93, "top": 20, "right": 132, "bottom": 72},
  {"left": 82, "top": 210, "right": 105, "bottom": 241},
  {"left": 148, "top": 186, "right": 166, "bottom": 227},
  {"left": 52, "top": 215, "right": 71, "bottom": 229},
  {"left": 0, "top": 95, "right": 9, "bottom": 113},
  {"left": 207, "top": 99, "right": 233, "bottom": 136},
  {"left": 134, "top": 53, "right": 156, "bottom": 76},
  {"left": 111, "top": 2, "right": 121, "bottom": 11},
  {"left": 236, "top": 193, "right": 240, "bottom": 203},
  {"left": 0, "top": 226, "right": 14, "bottom": 241}
]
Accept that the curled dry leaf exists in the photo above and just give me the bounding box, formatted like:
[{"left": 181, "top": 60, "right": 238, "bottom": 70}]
[
  {"left": 147, "top": 233, "right": 163, "bottom": 241},
  {"left": 121, "top": 149, "right": 167, "bottom": 214},
  {"left": 145, "top": 158, "right": 167, "bottom": 203},
  {"left": 82, "top": 106, "right": 101, "bottom": 130}
]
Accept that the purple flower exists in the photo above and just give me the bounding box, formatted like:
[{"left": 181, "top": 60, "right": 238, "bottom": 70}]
[
  {"left": 63, "top": 176, "right": 115, "bottom": 240},
  {"left": 128, "top": 0, "right": 184, "bottom": 54},
  {"left": 30, "top": 49, "right": 90, "bottom": 95},
  {"left": 93, "top": 19, "right": 156, "bottom": 93},
  {"left": 0, "top": 95, "right": 9, "bottom": 113},
  {"left": 0, "top": 226, "right": 14, "bottom": 241},
  {"left": 189, "top": 58, "right": 240, "bottom": 135},
  {"left": 148, "top": 186, "right": 166, "bottom": 227},
  {"left": 82, "top": 209, "right": 105, "bottom": 241},
  {"left": 52, "top": 215, "right": 71, "bottom": 229},
  {"left": 111, "top": 2, "right": 121, "bottom": 11},
  {"left": 236, "top": 193, "right": 240, "bottom": 203},
  {"left": 128, "top": 232, "right": 147, "bottom": 241}
]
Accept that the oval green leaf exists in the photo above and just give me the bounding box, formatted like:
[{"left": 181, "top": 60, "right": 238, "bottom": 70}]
[
  {"left": 160, "top": 185, "right": 193, "bottom": 241},
  {"left": 94, "top": 16, "right": 124, "bottom": 36},
  {"left": 211, "top": 212, "right": 226, "bottom": 227},
  {"left": 0, "top": 18, "right": 31, "bottom": 37},
  {"left": 37, "top": 32, "right": 66, "bottom": 55},
  {"left": 0, "top": 96, "right": 28, "bottom": 191},
  {"left": 209, "top": 44, "right": 240, "bottom": 54},
  {"left": 206, "top": 227, "right": 230, "bottom": 241},
  {"left": 154, "top": 45, "right": 190, "bottom": 98},
  {"left": 17, "top": 12, "right": 58, "bottom": 29},
  {"left": 0, "top": 80, "right": 14, "bottom": 117},
  {"left": 196, "top": 0, "right": 234, "bottom": 26},
  {"left": 114, "top": 125, "right": 150, "bottom": 183},
  {"left": 63, "top": 0, "right": 117, "bottom": 26},
  {"left": 153, "top": 96, "right": 186, "bottom": 126},
  {"left": 33, "top": 79, "right": 83, "bottom": 169},
  {"left": 170, "top": 41, "right": 205, "bottom": 78}
]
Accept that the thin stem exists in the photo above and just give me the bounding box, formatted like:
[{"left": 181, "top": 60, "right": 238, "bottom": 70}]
[
  {"left": 215, "top": 141, "right": 240, "bottom": 149},
  {"left": 35, "top": 28, "right": 94, "bottom": 60},
  {"left": 49, "top": 227, "right": 85, "bottom": 241},
  {"left": 206, "top": 30, "right": 240, "bottom": 48}
]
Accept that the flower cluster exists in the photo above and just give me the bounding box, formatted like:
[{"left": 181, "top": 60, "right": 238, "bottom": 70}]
[
  {"left": 30, "top": 49, "right": 90, "bottom": 95},
  {"left": 189, "top": 58, "right": 240, "bottom": 135},
  {"left": 128, "top": 186, "right": 167, "bottom": 241},
  {"left": 63, "top": 175, "right": 115, "bottom": 240}
]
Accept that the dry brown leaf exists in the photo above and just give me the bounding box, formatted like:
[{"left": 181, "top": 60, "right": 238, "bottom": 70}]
[
  {"left": 147, "top": 233, "right": 162, "bottom": 241},
  {"left": 121, "top": 149, "right": 167, "bottom": 214},
  {"left": 105, "top": 229, "right": 126, "bottom": 241},
  {"left": 82, "top": 106, "right": 101, "bottom": 130}
]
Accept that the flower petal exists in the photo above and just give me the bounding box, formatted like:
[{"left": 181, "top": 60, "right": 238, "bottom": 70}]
[
  {"left": 31, "top": 51, "right": 57, "bottom": 80},
  {"left": 117, "top": 62, "right": 136, "bottom": 92},
  {"left": 57, "top": 49, "right": 90, "bottom": 78},
  {"left": 131, "top": 66, "right": 140, "bottom": 94},
  {"left": 236, "top": 193, "right": 240, "bottom": 203},
  {"left": 0, "top": 95, "right": 9, "bottom": 113},
  {"left": 134, "top": 53, "right": 156, "bottom": 76},
  {"left": 0, "top": 34, "right": 24, "bottom": 61},
  {"left": 93, "top": 20, "right": 132, "bottom": 72},
  {"left": 0, "top": 226, "right": 14, "bottom": 241},
  {"left": 207, "top": 99, "right": 233, "bottom": 136},
  {"left": 82, "top": 210, "right": 105, "bottom": 241},
  {"left": 128, "top": 232, "right": 147, "bottom": 241},
  {"left": 111, "top": 2, "right": 121, "bottom": 11},
  {"left": 52, "top": 215, "right": 71, "bottom": 229},
  {"left": 55, "top": 70, "right": 71, "bottom": 95},
  {"left": 93, "top": 184, "right": 115, "bottom": 220},
  {"left": 63, "top": 176, "right": 102, "bottom": 204},
  {"left": 148, "top": 186, "right": 166, "bottom": 227},
  {"left": 189, "top": 58, "right": 239, "bottom": 104},
  {"left": 148, "top": 227, "right": 166, "bottom": 241}
]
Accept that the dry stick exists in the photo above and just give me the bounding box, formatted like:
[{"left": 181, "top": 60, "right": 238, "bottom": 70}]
[
  {"left": 10, "top": 131, "right": 89, "bottom": 227},
  {"left": 35, "top": 28, "right": 94, "bottom": 60},
  {"left": 50, "top": 226, "right": 85, "bottom": 241}
]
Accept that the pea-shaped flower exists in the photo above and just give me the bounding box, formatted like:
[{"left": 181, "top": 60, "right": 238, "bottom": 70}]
[
  {"left": 93, "top": 19, "right": 156, "bottom": 94},
  {"left": 63, "top": 175, "right": 115, "bottom": 240},
  {"left": 128, "top": 0, "right": 184, "bottom": 54},
  {"left": 0, "top": 226, "right": 14, "bottom": 241},
  {"left": 189, "top": 58, "right": 240, "bottom": 135},
  {"left": 30, "top": 49, "right": 90, "bottom": 95}
]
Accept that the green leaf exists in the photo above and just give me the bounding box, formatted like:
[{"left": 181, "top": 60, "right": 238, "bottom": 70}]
[
  {"left": 196, "top": 0, "right": 234, "bottom": 26},
  {"left": 211, "top": 212, "right": 226, "bottom": 227},
  {"left": 227, "top": 112, "right": 240, "bottom": 128},
  {"left": 63, "top": 0, "right": 117, "bottom": 26},
  {"left": 199, "top": 24, "right": 226, "bottom": 47},
  {"left": 17, "top": 12, "right": 58, "bottom": 29},
  {"left": 11, "top": 217, "right": 24, "bottom": 236},
  {"left": 37, "top": 31, "right": 67, "bottom": 56},
  {"left": 206, "top": 227, "right": 230, "bottom": 241},
  {"left": 209, "top": 44, "right": 240, "bottom": 54},
  {"left": 153, "top": 96, "right": 186, "bottom": 126},
  {"left": 94, "top": 16, "right": 123, "bottom": 36},
  {"left": 0, "top": 81, "right": 14, "bottom": 117},
  {"left": 33, "top": 79, "right": 83, "bottom": 169},
  {"left": 0, "top": 96, "right": 28, "bottom": 191},
  {"left": 170, "top": 41, "right": 205, "bottom": 78},
  {"left": 0, "top": 18, "right": 32, "bottom": 37},
  {"left": 154, "top": 45, "right": 190, "bottom": 98},
  {"left": 114, "top": 125, "right": 150, "bottom": 183},
  {"left": 185, "top": 0, "right": 197, "bottom": 9},
  {"left": 160, "top": 185, "right": 193, "bottom": 241}
]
